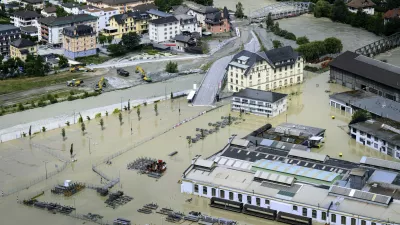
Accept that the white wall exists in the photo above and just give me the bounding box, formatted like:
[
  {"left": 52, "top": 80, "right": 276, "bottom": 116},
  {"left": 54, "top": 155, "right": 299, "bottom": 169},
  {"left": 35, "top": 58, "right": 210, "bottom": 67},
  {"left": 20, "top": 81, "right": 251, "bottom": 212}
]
[
  {"left": 149, "top": 21, "right": 180, "bottom": 43},
  {"left": 181, "top": 181, "right": 390, "bottom": 225},
  {"left": 187, "top": 9, "right": 205, "bottom": 26},
  {"left": 348, "top": 7, "right": 374, "bottom": 15},
  {"left": 231, "top": 96, "right": 287, "bottom": 117}
]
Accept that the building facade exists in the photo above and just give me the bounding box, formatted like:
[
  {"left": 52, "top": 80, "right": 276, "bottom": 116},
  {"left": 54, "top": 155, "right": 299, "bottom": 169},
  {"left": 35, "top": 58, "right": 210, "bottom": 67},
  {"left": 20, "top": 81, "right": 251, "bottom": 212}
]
[
  {"left": 228, "top": 47, "right": 304, "bottom": 92},
  {"left": 146, "top": 9, "right": 172, "bottom": 19},
  {"left": 10, "top": 38, "right": 37, "bottom": 61},
  {"left": 63, "top": 25, "right": 97, "bottom": 59},
  {"left": 231, "top": 88, "right": 288, "bottom": 117},
  {"left": 82, "top": 7, "right": 119, "bottom": 32},
  {"left": 86, "top": 0, "right": 153, "bottom": 14},
  {"left": 347, "top": 0, "right": 375, "bottom": 15},
  {"left": 149, "top": 16, "right": 179, "bottom": 43},
  {"left": 174, "top": 14, "right": 201, "bottom": 34},
  {"left": 184, "top": 1, "right": 219, "bottom": 27},
  {"left": 38, "top": 14, "right": 98, "bottom": 45},
  {"left": 11, "top": 10, "right": 41, "bottom": 36},
  {"left": 349, "top": 120, "right": 400, "bottom": 159},
  {"left": 329, "top": 51, "right": 400, "bottom": 103},
  {"left": 205, "top": 11, "right": 230, "bottom": 33},
  {"left": 103, "top": 11, "right": 149, "bottom": 38},
  {"left": 0, "top": 25, "right": 21, "bottom": 55},
  {"left": 20, "top": 0, "right": 44, "bottom": 9},
  {"left": 384, "top": 8, "right": 400, "bottom": 24},
  {"left": 41, "top": 6, "right": 57, "bottom": 17}
]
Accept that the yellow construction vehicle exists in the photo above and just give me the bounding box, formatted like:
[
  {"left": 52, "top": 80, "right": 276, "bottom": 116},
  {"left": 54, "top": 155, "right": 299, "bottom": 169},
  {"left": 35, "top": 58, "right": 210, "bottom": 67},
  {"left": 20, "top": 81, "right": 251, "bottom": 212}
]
[
  {"left": 135, "top": 66, "right": 152, "bottom": 82},
  {"left": 67, "top": 79, "right": 84, "bottom": 87},
  {"left": 94, "top": 77, "right": 106, "bottom": 92}
]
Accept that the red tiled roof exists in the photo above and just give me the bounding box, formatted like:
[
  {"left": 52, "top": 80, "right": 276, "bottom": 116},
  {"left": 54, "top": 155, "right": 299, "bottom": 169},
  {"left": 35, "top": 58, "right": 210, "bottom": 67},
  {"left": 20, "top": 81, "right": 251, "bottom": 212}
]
[
  {"left": 384, "top": 8, "right": 400, "bottom": 19},
  {"left": 347, "top": 0, "right": 375, "bottom": 9}
]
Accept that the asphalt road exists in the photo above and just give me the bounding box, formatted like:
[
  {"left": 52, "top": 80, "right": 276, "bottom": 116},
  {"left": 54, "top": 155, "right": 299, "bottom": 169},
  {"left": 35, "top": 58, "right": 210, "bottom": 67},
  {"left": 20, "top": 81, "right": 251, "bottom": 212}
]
[{"left": 193, "top": 26, "right": 260, "bottom": 106}]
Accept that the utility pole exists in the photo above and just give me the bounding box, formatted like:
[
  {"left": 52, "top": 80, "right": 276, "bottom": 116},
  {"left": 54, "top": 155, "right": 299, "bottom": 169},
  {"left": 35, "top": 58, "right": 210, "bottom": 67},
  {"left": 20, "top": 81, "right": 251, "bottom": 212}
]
[{"left": 44, "top": 161, "right": 48, "bottom": 179}]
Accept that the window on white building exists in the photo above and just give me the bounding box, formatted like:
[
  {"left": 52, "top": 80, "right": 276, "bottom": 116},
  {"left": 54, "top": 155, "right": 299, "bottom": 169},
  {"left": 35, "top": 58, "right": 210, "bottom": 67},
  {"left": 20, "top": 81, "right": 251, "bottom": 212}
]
[
  {"left": 312, "top": 210, "right": 317, "bottom": 218},
  {"left": 194, "top": 184, "right": 198, "bottom": 193},
  {"left": 203, "top": 186, "right": 207, "bottom": 195},
  {"left": 341, "top": 216, "right": 346, "bottom": 225},
  {"left": 293, "top": 205, "right": 298, "bottom": 211},
  {"left": 229, "top": 192, "right": 233, "bottom": 200},
  {"left": 211, "top": 188, "right": 216, "bottom": 196},
  {"left": 247, "top": 196, "right": 251, "bottom": 204},
  {"left": 256, "top": 198, "right": 260, "bottom": 206},
  {"left": 238, "top": 194, "right": 242, "bottom": 202},
  {"left": 331, "top": 214, "right": 336, "bottom": 223},
  {"left": 351, "top": 218, "right": 356, "bottom": 225},
  {"left": 302, "top": 208, "right": 307, "bottom": 216},
  {"left": 322, "top": 212, "right": 326, "bottom": 220}
]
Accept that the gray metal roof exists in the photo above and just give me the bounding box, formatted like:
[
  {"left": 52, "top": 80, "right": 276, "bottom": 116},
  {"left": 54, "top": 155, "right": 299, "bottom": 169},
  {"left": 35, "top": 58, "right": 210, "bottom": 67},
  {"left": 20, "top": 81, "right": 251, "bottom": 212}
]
[
  {"left": 264, "top": 46, "right": 298, "bottom": 67},
  {"left": 194, "top": 158, "right": 215, "bottom": 168},
  {"left": 368, "top": 170, "right": 397, "bottom": 184},
  {"left": 351, "top": 95, "right": 400, "bottom": 123},
  {"left": 147, "top": 9, "right": 171, "bottom": 17},
  {"left": 184, "top": 1, "right": 219, "bottom": 14},
  {"left": 0, "top": 24, "right": 19, "bottom": 32},
  {"left": 349, "top": 121, "right": 400, "bottom": 146},
  {"left": 360, "top": 156, "right": 400, "bottom": 172},
  {"left": 288, "top": 149, "right": 328, "bottom": 162},
  {"left": 254, "top": 170, "right": 295, "bottom": 185},
  {"left": 329, "top": 51, "right": 400, "bottom": 90},
  {"left": 274, "top": 123, "right": 326, "bottom": 137},
  {"left": 12, "top": 10, "right": 41, "bottom": 18},
  {"left": 329, "top": 90, "right": 375, "bottom": 104},
  {"left": 328, "top": 185, "right": 392, "bottom": 206},
  {"left": 149, "top": 16, "right": 178, "bottom": 25},
  {"left": 232, "top": 88, "right": 287, "bottom": 103}
]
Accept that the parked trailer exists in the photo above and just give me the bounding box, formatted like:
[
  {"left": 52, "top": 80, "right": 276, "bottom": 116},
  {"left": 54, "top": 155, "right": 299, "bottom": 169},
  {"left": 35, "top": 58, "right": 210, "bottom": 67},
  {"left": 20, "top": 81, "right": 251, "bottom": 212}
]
[
  {"left": 243, "top": 204, "right": 277, "bottom": 220},
  {"left": 276, "top": 211, "right": 312, "bottom": 225},
  {"left": 209, "top": 197, "right": 243, "bottom": 213}
]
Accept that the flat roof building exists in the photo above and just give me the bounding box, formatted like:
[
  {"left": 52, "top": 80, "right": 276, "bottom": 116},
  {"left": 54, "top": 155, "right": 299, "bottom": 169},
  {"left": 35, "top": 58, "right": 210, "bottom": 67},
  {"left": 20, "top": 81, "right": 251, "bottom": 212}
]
[{"left": 329, "top": 51, "right": 400, "bottom": 102}]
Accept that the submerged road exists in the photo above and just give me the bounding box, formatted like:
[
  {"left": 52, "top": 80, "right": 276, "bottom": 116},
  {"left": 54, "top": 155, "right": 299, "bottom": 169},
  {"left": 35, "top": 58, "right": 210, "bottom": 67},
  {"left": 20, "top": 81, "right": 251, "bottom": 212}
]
[{"left": 193, "top": 29, "right": 260, "bottom": 106}]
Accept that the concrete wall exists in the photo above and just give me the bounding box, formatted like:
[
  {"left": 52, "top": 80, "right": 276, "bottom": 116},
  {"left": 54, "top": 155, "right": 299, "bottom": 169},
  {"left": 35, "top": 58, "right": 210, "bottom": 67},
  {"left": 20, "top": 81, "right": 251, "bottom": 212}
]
[
  {"left": 329, "top": 98, "right": 354, "bottom": 114},
  {"left": 64, "top": 48, "right": 96, "bottom": 59},
  {"left": 330, "top": 67, "right": 400, "bottom": 102},
  {"left": 231, "top": 96, "right": 287, "bottom": 117},
  {"left": 181, "top": 180, "right": 390, "bottom": 225}
]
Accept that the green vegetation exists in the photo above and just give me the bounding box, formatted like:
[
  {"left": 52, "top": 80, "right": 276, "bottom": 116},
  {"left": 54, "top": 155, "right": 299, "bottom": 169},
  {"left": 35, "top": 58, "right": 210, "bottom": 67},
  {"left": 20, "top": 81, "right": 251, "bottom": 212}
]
[
  {"left": 254, "top": 32, "right": 267, "bottom": 51},
  {"left": 95, "top": 113, "right": 101, "bottom": 118},
  {"left": 192, "top": 0, "right": 213, "bottom": 5},
  {"left": 165, "top": 61, "right": 178, "bottom": 73},
  {"left": 118, "top": 112, "right": 123, "bottom": 125},
  {"left": 113, "top": 108, "right": 121, "bottom": 114},
  {"left": 266, "top": 13, "right": 274, "bottom": 31},
  {"left": 154, "top": 103, "right": 158, "bottom": 116},
  {"left": 76, "top": 55, "right": 111, "bottom": 65},
  {"left": 296, "top": 36, "right": 310, "bottom": 45},
  {"left": 145, "top": 49, "right": 159, "bottom": 55},
  {"left": 154, "top": 0, "right": 183, "bottom": 11},
  {"left": 273, "top": 40, "right": 283, "bottom": 49},
  {"left": 270, "top": 22, "right": 296, "bottom": 41},
  {"left": 107, "top": 32, "right": 141, "bottom": 56},
  {"left": 42, "top": 126, "right": 46, "bottom": 132},
  {"left": 61, "top": 128, "right": 66, "bottom": 140},
  {"left": 350, "top": 110, "right": 371, "bottom": 125},
  {"left": 81, "top": 122, "right": 86, "bottom": 135},
  {"left": 200, "top": 61, "right": 213, "bottom": 71},
  {"left": 100, "top": 118, "right": 104, "bottom": 130},
  {"left": 313, "top": 0, "right": 397, "bottom": 36},
  {"left": 78, "top": 114, "right": 83, "bottom": 123},
  {"left": 235, "top": 2, "right": 245, "bottom": 18},
  {"left": 297, "top": 37, "right": 343, "bottom": 61},
  {"left": 137, "top": 107, "right": 141, "bottom": 120}
]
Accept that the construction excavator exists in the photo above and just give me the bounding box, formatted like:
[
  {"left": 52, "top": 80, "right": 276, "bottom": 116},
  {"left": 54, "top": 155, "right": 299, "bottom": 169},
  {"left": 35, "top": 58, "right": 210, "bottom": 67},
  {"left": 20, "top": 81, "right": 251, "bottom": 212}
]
[
  {"left": 67, "top": 79, "right": 84, "bottom": 87},
  {"left": 94, "top": 77, "right": 106, "bottom": 92},
  {"left": 135, "top": 66, "right": 152, "bottom": 82}
]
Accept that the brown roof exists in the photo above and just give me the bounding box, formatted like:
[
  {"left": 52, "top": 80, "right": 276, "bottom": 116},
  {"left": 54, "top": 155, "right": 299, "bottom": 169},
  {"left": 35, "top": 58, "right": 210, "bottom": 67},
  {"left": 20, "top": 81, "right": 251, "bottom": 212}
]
[
  {"left": 384, "top": 8, "right": 400, "bottom": 19},
  {"left": 347, "top": 0, "right": 375, "bottom": 8}
]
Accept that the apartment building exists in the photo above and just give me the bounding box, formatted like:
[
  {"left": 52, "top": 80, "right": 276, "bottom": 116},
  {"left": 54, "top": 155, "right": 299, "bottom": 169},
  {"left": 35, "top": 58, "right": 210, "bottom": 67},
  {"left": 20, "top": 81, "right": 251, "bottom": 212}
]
[
  {"left": 347, "top": 0, "right": 375, "bottom": 15},
  {"left": 11, "top": 10, "right": 41, "bottom": 36},
  {"left": 41, "top": 6, "right": 57, "bottom": 17},
  {"left": 149, "top": 16, "right": 179, "bottom": 43},
  {"left": 204, "top": 10, "right": 230, "bottom": 33},
  {"left": 231, "top": 88, "right": 288, "bottom": 117},
  {"left": 103, "top": 11, "right": 149, "bottom": 38},
  {"left": 174, "top": 14, "right": 201, "bottom": 34},
  {"left": 20, "top": 0, "right": 44, "bottom": 9},
  {"left": 10, "top": 38, "right": 37, "bottom": 61},
  {"left": 228, "top": 46, "right": 304, "bottom": 92},
  {"left": 349, "top": 120, "right": 400, "bottom": 159},
  {"left": 185, "top": 1, "right": 219, "bottom": 27},
  {"left": 0, "top": 25, "right": 21, "bottom": 55},
  {"left": 86, "top": 0, "right": 153, "bottom": 14},
  {"left": 38, "top": 14, "right": 98, "bottom": 45},
  {"left": 63, "top": 25, "right": 96, "bottom": 59},
  {"left": 82, "top": 7, "right": 119, "bottom": 32}
]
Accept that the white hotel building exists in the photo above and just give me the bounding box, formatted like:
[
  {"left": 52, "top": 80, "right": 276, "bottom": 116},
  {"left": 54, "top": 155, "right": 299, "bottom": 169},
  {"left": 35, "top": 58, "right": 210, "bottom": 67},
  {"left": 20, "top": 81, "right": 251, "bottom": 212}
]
[
  {"left": 231, "top": 88, "right": 287, "bottom": 117},
  {"left": 149, "top": 16, "right": 179, "bottom": 43},
  {"left": 228, "top": 46, "right": 304, "bottom": 92}
]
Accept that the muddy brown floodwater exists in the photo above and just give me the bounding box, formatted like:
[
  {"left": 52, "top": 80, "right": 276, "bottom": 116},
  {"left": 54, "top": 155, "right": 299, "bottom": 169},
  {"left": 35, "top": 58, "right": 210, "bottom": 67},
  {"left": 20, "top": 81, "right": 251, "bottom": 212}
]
[{"left": 0, "top": 71, "right": 396, "bottom": 225}]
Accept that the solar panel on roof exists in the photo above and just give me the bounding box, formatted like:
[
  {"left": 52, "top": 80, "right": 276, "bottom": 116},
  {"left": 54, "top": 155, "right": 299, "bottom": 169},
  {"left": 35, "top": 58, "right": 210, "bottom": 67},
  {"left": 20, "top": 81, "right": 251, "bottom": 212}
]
[{"left": 329, "top": 185, "right": 392, "bottom": 206}]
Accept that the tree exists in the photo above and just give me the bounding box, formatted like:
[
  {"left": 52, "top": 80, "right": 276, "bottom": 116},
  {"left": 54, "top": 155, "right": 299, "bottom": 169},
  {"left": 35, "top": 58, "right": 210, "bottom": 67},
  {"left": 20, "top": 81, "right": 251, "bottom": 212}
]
[
  {"left": 58, "top": 55, "right": 69, "bottom": 68},
  {"left": 81, "top": 122, "right": 86, "bottom": 135},
  {"left": 121, "top": 32, "right": 141, "bottom": 51},
  {"left": 61, "top": 128, "right": 66, "bottom": 140},
  {"left": 193, "top": 0, "right": 212, "bottom": 6},
  {"left": 70, "top": 143, "right": 73, "bottom": 157},
  {"left": 137, "top": 107, "right": 141, "bottom": 120},
  {"left": 56, "top": 6, "right": 69, "bottom": 17},
  {"left": 98, "top": 34, "right": 107, "bottom": 46},
  {"left": 45, "top": 2, "right": 53, "bottom": 7},
  {"left": 324, "top": 37, "right": 342, "bottom": 54},
  {"left": 165, "top": 61, "right": 178, "bottom": 73},
  {"left": 127, "top": 99, "right": 130, "bottom": 111},
  {"left": 107, "top": 36, "right": 113, "bottom": 44},
  {"left": 107, "top": 44, "right": 126, "bottom": 56},
  {"left": 28, "top": 125, "right": 31, "bottom": 138},
  {"left": 272, "top": 22, "right": 280, "bottom": 33},
  {"left": 350, "top": 110, "right": 371, "bottom": 125},
  {"left": 351, "top": 9, "right": 368, "bottom": 28},
  {"left": 384, "top": 18, "right": 400, "bottom": 36},
  {"left": 235, "top": 2, "right": 244, "bottom": 18},
  {"left": 118, "top": 112, "right": 123, "bottom": 125},
  {"left": 266, "top": 13, "right": 274, "bottom": 30},
  {"left": 100, "top": 118, "right": 104, "bottom": 130},
  {"left": 154, "top": 103, "right": 158, "bottom": 116},
  {"left": 187, "top": 137, "right": 192, "bottom": 147},
  {"left": 228, "top": 114, "right": 231, "bottom": 125},
  {"left": 331, "top": 0, "right": 348, "bottom": 22},
  {"left": 78, "top": 114, "right": 83, "bottom": 123},
  {"left": 200, "top": 129, "right": 204, "bottom": 139},
  {"left": 296, "top": 36, "right": 310, "bottom": 45},
  {"left": 314, "top": 0, "right": 331, "bottom": 18},
  {"left": 273, "top": 40, "right": 283, "bottom": 49}
]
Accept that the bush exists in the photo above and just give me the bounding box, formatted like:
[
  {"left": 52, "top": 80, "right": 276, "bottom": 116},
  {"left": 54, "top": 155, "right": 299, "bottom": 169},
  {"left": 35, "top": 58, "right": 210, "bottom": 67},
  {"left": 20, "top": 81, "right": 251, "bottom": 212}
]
[
  {"left": 37, "top": 99, "right": 46, "bottom": 107},
  {"left": 95, "top": 113, "right": 101, "bottom": 118},
  {"left": 17, "top": 103, "right": 25, "bottom": 111},
  {"left": 69, "top": 90, "right": 75, "bottom": 95},
  {"left": 143, "top": 102, "right": 147, "bottom": 106},
  {"left": 84, "top": 92, "right": 89, "bottom": 98},
  {"left": 113, "top": 108, "right": 121, "bottom": 114},
  {"left": 66, "top": 121, "right": 70, "bottom": 126},
  {"left": 284, "top": 32, "right": 296, "bottom": 41},
  {"left": 67, "top": 95, "right": 75, "bottom": 101},
  {"left": 296, "top": 36, "right": 310, "bottom": 45},
  {"left": 165, "top": 61, "right": 178, "bottom": 73},
  {"left": 42, "top": 126, "right": 46, "bottom": 132}
]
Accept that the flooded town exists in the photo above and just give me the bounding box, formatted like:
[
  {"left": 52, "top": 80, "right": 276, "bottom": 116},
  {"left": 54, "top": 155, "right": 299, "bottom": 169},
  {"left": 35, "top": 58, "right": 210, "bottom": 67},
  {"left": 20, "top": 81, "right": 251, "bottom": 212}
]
[{"left": 0, "top": 0, "right": 400, "bottom": 224}]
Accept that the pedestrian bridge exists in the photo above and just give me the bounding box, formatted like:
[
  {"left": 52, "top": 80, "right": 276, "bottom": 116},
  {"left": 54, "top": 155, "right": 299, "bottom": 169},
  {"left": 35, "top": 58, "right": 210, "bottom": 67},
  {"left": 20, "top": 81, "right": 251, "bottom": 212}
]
[
  {"left": 355, "top": 32, "right": 400, "bottom": 57},
  {"left": 250, "top": 2, "right": 314, "bottom": 21}
]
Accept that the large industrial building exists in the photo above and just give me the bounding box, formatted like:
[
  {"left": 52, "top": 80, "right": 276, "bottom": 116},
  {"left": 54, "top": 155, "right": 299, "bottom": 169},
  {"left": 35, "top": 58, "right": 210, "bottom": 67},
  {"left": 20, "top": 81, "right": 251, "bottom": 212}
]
[
  {"left": 329, "top": 51, "right": 400, "bottom": 102},
  {"left": 181, "top": 124, "right": 400, "bottom": 225}
]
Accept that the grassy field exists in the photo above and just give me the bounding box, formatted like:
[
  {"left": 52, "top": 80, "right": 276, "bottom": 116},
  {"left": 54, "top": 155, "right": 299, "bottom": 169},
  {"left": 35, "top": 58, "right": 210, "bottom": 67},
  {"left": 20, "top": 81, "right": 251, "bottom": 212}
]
[
  {"left": 0, "top": 72, "right": 83, "bottom": 95},
  {"left": 76, "top": 55, "right": 111, "bottom": 65}
]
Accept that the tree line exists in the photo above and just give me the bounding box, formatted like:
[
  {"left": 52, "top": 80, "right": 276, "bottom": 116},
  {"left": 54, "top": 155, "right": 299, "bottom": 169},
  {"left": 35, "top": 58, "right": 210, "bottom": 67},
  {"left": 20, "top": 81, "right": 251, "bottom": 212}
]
[
  {"left": 107, "top": 32, "right": 142, "bottom": 56},
  {"left": 314, "top": 0, "right": 400, "bottom": 36},
  {"left": 297, "top": 37, "right": 343, "bottom": 62}
]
